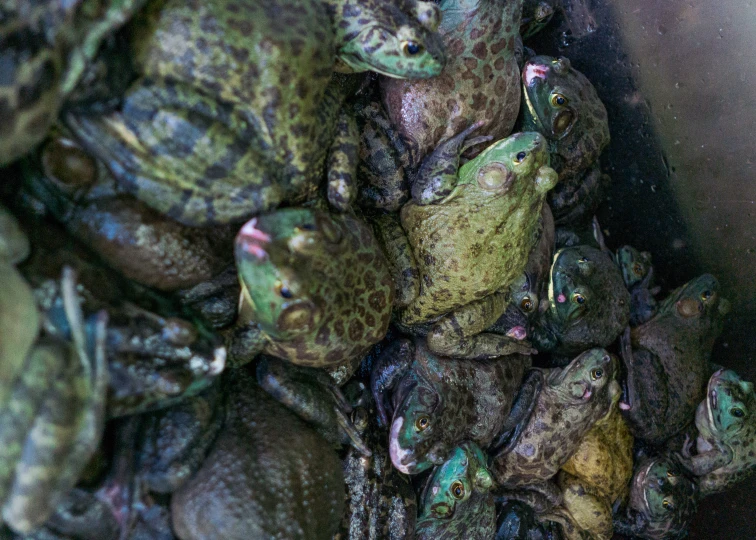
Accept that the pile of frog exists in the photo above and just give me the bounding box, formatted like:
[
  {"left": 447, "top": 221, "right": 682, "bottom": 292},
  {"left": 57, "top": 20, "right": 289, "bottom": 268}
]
[{"left": 0, "top": 0, "right": 751, "bottom": 538}]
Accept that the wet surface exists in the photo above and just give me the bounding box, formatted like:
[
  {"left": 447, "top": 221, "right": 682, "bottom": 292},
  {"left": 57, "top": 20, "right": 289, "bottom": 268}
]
[{"left": 529, "top": 0, "right": 756, "bottom": 537}]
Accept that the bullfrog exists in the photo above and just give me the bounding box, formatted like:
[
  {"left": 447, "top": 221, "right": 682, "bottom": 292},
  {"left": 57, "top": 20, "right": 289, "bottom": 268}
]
[
  {"left": 373, "top": 130, "right": 557, "bottom": 358},
  {"left": 492, "top": 349, "right": 620, "bottom": 493},
  {"left": 613, "top": 456, "right": 699, "bottom": 540},
  {"left": 416, "top": 441, "right": 496, "bottom": 540},
  {"left": 0, "top": 268, "right": 108, "bottom": 534},
  {"left": 370, "top": 338, "right": 533, "bottom": 475},
  {"left": 615, "top": 245, "right": 660, "bottom": 327},
  {"left": 520, "top": 0, "right": 557, "bottom": 40},
  {"left": 678, "top": 368, "right": 756, "bottom": 495},
  {"left": 22, "top": 133, "right": 235, "bottom": 291},
  {"left": 0, "top": 0, "right": 147, "bottom": 166},
  {"left": 531, "top": 245, "right": 630, "bottom": 358},
  {"left": 520, "top": 55, "right": 610, "bottom": 224},
  {"left": 171, "top": 369, "right": 345, "bottom": 540},
  {"left": 495, "top": 500, "right": 565, "bottom": 540},
  {"left": 228, "top": 207, "right": 394, "bottom": 379},
  {"left": 619, "top": 274, "right": 730, "bottom": 445}
]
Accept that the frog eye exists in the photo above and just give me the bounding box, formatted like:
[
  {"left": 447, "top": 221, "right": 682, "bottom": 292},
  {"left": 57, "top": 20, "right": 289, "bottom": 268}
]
[
  {"left": 298, "top": 223, "right": 317, "bottom": 231},
  {"left": 415, "top": 416, "right": 430, "bottom": 431},
  {"left": 571, "top": 292, "right": 586, "bottom": 305},
  {"left": 590, "top": 368, "right": 603, "bottom": 380},
  {"left": 666, "top": 471, "right": 676, "bottom": 479},
  {"left": 275, "top": 281, "right": 294, "bottom": 299},
  {"left": 450, "top": 480, "right": 465, "bottom": 499},
  {"left": 633, "top": 262, "right": 644, "bottom": 276},
  {"left": 700, "top": 289, "right": 714, "bottom": 302},
  {"left": 514, "top": 151, "right": 528, "bottom": 164},
  {"left": 520, "top": 296, "right": 535, "bottom": 312},
  {"left": 662, "top": 498, "right": 675, "bottom": 511},
  {"left": 731, "top": 407, "right": 745, "bottom": 418},
  {"left": 402, "top": 40, "right": 424, "bottom": 56},
  {"left": 551, "top": 93, "right": 568, "bottom": 107}
]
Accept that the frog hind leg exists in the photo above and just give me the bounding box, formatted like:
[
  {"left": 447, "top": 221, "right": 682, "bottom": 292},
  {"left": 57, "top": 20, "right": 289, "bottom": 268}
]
[
  {"left": 326, "top": 108, "right": 359, "bottom": 212},
  {"left": 370, "top": 212, "right": 420, "bottom": 308},
  {"left": 370, "top": 338, "right": 416, "bottom": 427},
  {"left": 426, "top": 293, "right": 535, "bottom": 359},
  {"left": 256, "top": 356, "right": 370, "bottom": 456},
  {"left": 491, "top": 369, "right": 544, "bottom": 455}
]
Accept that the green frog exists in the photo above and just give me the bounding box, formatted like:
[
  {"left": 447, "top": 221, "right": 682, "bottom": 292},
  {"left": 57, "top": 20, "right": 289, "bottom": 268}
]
[
  {"left": 228, "top": 207, "right": 394, "bottom": 379},
  {"left": 520, "top": 0, "right": 557, "bottom": 40},
  {"left": 619, "top": 274, "right": 730, "bottom": 445},
  {"left": 492, "top": 349, "right": 620, "bottom": 495},
  {"left": 0, "top": 0, "right": 146, "bottom": 166},
  {"left": 22, "top": 133, "right": 235, "bottom": 292},
  {"left": 171, "top": 369, "right": 346, "bottom": 540},
  {"left": 615, "top": 245, "right": 660, "bottom": 327},
  {"left": 678, "top": 368, "right": 756, "bottom": 496},
  {"left": 613, "top": 456, "right": 699, "bottom": 540},
  {"left": 373, "top": 130, "right": 557, "bottom": 358},
  {"left": 416, "top": 441, "right": 496, "bottom": 540},
  {"left": 371, "top": 338, "right": 533, "bottom": 475},
  {"left": 520, "top": 56, "right": 610, "bottom": 224},
  {"left": 531, "top": 245, "right": 630, "bottom": 358}
]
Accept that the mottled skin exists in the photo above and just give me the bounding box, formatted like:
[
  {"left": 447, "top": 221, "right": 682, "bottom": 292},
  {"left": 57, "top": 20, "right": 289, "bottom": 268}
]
[
  {"left": 615, "top": 245, "right": 660, "bottom": 327},
  {"left": 532, "top": 245, "right": 630, "bottom": 357},
  {"left": 0, "top": 0, "right": 147, "bottom": 166},
  {"left": 171, "top": 369, "right": 345, "bottom": 540},
  {"left": 230, "top": 208, "right": 394, "bottom": 375},
  {"left": 492, "top": 349, "right": 620, "bottom": 489},
  {"left": 548, "top": 163, "right": 611, "bottom": 226},
  {"left": 371, "top": 338, "right": 531, "bottom": 474},
  {"left": 375, "top": 131, "right": 557, "bottom": 358},
  {"left": 0, "top": 268, "right": 108, "bottom": 534},
  {"left": 678, "top": 369, "right": 756, "bottom": 495},
  {"left": 495, "top": 500, "right": 565, "bottom": 540},
  {"left": 619, "top": 274, "right": 729, "bottom": 445},
  {"left": 520, "top": 0, "right": 557, "bottom": 40},
  {"left": 613, "top": 456, "right": 699, "bottom": 540},
  {"left": 338, "top": 381, "right": 416, "bottom": 540},
  {"left": 23, "top": 133, "right": 235, "bottom": 291},
  {"left": 416, "top": 442, "right": 496, "bottom": 540}
]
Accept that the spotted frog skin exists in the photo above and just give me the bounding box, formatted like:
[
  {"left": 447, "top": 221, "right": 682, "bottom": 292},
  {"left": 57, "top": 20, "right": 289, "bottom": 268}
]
[
  {"left": 416, "top": 442, "right": 496, "bottom": 540},
  {"left": 678, "top": 368, "right": 756, "bottom": 495},
  {"left": 531, "top": 245, "right": 630, "bottom": 358},
  {"left": 492, "top": 349, "right": 620, "bottom": 489},
  {"left": 171, "top": 369, "right": 345, "bottom": 540},
  {"left": 619, "top": 274, "right": 729, "bottom": 445},
  {"left": 374, "top": 131, "right": 557, "bottom": 358},
  {"left": 616, "top": 245, "right": 660, "bottom": 327},
  {"left": 230, "top": 208, "right": 393, "bottom": 376},
  {"left": 371, "top": 338, "right": 532, "bottom": 475},
  {"left": 0, "top": 0, "right": 146, "bottom": 166},
  {"left": 613, "top": 456, "right": 699, "bottom": 540}
]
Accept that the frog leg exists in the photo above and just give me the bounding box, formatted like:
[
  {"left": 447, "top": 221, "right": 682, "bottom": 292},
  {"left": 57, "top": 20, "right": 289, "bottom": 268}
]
[
  {"left": 257, "top": 357, "right": 370, "bottom": 456},
  {"left": 411, "top": 121, "right": 493, "bottom": 205},
  {"left": 677, "top": 433, "right": 733, "bottom": 477},
  {"left": 43, "top": 488, "right": 121, "bottom": 540},
  {"left": 491, "top": 370, "right": 543, "bottom": 456},
  {"left": 371, "top": 212, "right": 420, "bottom": 308},
  {"left": 530, "top": 315, "right": 559, "bottom": 352},
  {"left": 370, "top": 338, "right": 415, "bottom": 427},
  {"left": 426, "top": 292, "right": 536, "bottom": 359},
  {"left": 495, "top": 481, "right": 563, "bottom": 514},
  {"left": 326, "top": 108, "right": 359, "bottom": 212},
  {"left": 177, "top": 266, "right": 241, "bottom": 330}
]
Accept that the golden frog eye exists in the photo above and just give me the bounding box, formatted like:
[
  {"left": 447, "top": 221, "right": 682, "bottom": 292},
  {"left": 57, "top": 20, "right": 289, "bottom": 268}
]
[
  {"left": 520, "top": 296, "right": 534, "bottom": 312},
  {"left": 513, "top": 151, "right": 528, "bottom": 164},
  {"left": 662, "top": 498, "right": 674, "bottom": 511},
  {"left": 633, "top": 262, "right": 644, "bottom": 276},
  {"left": 700, "top": 289, "right": 714, "bottom": 302},
  {"left": 415, "top": 416, "right": 430, "bottom": 431},
  {"left": 590, "top": 368, "right": 603, "bottom": 380},
  {"left": 275, "top": 280, "right": 294, "bottom": 299},
  {"left": 551, "top": 92, "right": 568, "bottom": 107},
  {"left": 572, "top": 292, "right": 586, "bottom": 305},
  {"left": 402, "top": 40, "right": 424, "bottom": 56},
  {"left": 450, "top": 480, "right": 465, "bottom": 499},
  {"left": 666, "top": 471, "right": 676, "bottom": 479}
]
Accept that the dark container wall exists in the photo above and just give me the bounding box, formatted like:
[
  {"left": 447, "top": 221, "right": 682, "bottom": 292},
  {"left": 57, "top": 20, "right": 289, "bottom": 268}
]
[{"left": 528, "top": 0, "right": 756, "bottom": 538}]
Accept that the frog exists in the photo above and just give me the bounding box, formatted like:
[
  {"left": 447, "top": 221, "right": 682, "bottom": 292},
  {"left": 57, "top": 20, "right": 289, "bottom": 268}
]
[
  {"left": 520, "top": 0, "right": 558, "bottom": 40},
  {"left": 373, "top": 130, "right": 558, "bottom": 358},
  {"left": 371, "top": 338, "right": 534, "bottom": 475},
  {"left": 520, "top": 55, "right": 611, "bottom": 225},
  {"left": 0, "top": 267, "right": 108, "bottom": 535},
  {"left": 677, "top": 368, "right": 756, "bottom": 496},
  {"left": 21, "top": 132, "right": 235, "bottom": 292},
  {"left": 171, "top": 368, "right": 346, "bottom": 540},
  {"left": 416, "top": 441, "right": 496, "bottom": 540},
  {"left": 531, "top": 245, "right": 630, "bottom": 359},
  {"left": 491, "top": 349, "right": 620, "bottom": 495},
  {"left": 0, "top": 0, "right": 147, "bottom": 166},
  {"left": 495, "top": 500, "right": 565, "bottom": 540},
  {"left": 615, "top": 245, "right": 660, "bottom": 327},
  {"left": 227, "top": 207, "right": 394, "bottom": 380},
  {"left": 338, "top": 380, "right": 416, "bottom": 539},
  {"left": 546, "top": 164, "right": 612, "bottom": 226},
  {"left": 613, "top": 456, "right": 699, "bottom": 540},
  {"left": 358, "top": 0, "right": 526, "bottom": 210},
  {"left": 619, "top": 274, "right": 730, "bottom": 445}
]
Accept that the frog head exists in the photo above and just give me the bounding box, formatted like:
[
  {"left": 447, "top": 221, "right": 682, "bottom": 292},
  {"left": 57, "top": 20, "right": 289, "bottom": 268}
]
[
  {"left": 388, "top": 382, "right": 444, "bottom": 474},
  {"left": 616, "top": 245, "right": 653, "bottom": 289},
  {"left": 696, "top": 369, "right": 756, "bottom": 444},
  {"left": 337, "top": 0, "right": 445, "bottom": 79},
  {"left": 549, "top": 246, "right": 596, "bottom": 325},
  {"left": 658, "top": 273, "right": 730, "bottom": 329},
  {"left": 520, "top": 0, "right": 556, "bottom": 40},
  {"left": 420, "top": 442, "right": 493, "bottom": 520},
  {"left": 235, "top": 209, "right": 347, "bottom": 340},
  {"left": 548, "top": 348, "right": 618, "bottom": 404},
  {"left": 459, "top": 131, "right": 558, "bottom": 198},
  {"left": 630, "top": 457, "right": 698, "bottom": 534}
]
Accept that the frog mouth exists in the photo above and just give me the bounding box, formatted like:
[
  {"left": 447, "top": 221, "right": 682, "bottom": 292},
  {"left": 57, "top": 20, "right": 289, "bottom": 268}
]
[{"left": 236, "top": 218, "right": 271, "bottom": 259}]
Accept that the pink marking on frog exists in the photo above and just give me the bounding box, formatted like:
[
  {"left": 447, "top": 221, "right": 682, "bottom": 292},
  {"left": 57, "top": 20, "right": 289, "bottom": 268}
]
[
  {"left": 237, "top": 218, "right": 271, "bottom": 259},
  {"left": 557, "top": 293, "right": 567, "bottom": 303},
  {"left": 524, "top": 63, "right": 548, "bottom": 85},
  {"left": 506, "top": 326, "right": 527, "bottom": 340}
]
